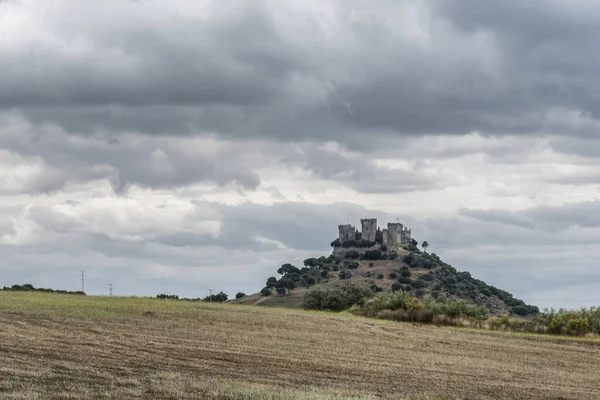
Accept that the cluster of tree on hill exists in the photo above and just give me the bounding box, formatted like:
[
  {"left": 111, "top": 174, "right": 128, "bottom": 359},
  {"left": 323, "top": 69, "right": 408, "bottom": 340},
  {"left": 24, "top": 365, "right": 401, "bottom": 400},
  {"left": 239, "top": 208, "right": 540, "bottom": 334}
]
[
  {"left": 302, "top": 283, "right": 599, "bottom": 337},
  {"left": 2, "top": 284, "right": 85, "bottom": 296},
  {"left": 398, "top": 250, "right": 539, "bottom": 316}
]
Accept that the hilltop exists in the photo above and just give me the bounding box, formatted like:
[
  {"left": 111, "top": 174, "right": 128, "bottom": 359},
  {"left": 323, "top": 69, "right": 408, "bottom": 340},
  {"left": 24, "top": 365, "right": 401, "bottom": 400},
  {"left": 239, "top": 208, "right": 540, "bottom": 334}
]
[{"left": 238, "top": 219, "right": 539, "bottom": 316}]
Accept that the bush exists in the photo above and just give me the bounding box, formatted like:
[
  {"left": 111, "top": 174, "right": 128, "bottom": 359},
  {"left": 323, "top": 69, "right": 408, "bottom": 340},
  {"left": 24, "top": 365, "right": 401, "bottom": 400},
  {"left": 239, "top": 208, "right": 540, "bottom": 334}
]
[
  {"left": 344, "top": 261, "right": 360, "bottom": 270},
  {"left": 398, "top": 276, "right": 412, "bottom": 284},
  {"left": 411, "top": 279, "right": 427, "bottom": 289},
  {"left": 380, "top": 244, "right": 388, "bottom": 252},
  {"left": 388, "top": 272, "right": 398, "bottom": 279},
  {"left": 235, "top": 292, "right": 246, "bottom": 299},
  {"left": 422, "top": 273, "right": 434, "bottom": 282},
  {"left": 302, "top": 284, "right": 374, "bottom": 312},
  {"left": 512, "top": 305, "right": 529, "bottom": 316},
  {"left": 391, "top": 283, "right": 404, "bottom": 292},
  {"left": 364, "top": 250, "right": 383, "bottom": 260},
  {"left": 370, "top": 284, "right": 383, "bottom": 292},
  {"left": 339, "top": 270, "right": 352, "bottom": 280}
]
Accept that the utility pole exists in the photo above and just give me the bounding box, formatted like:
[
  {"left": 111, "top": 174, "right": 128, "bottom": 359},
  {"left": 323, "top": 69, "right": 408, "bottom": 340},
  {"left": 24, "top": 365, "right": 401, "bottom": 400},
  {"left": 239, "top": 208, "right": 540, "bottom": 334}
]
[
  {"left": 80, "top": 270, "right": 85, "bottom": 293},
  {"left": 109, "top": 283, "right": 113, "bottom": 296},
  {"left": 207, "top": 289, "right": 213, "bottom": 302}
]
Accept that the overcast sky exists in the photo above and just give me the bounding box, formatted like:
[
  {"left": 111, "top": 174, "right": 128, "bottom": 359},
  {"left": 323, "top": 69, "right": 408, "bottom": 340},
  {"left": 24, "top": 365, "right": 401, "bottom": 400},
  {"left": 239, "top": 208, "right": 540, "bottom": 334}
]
[{"left": 1, "top": 0, "right": 599, "bottom": 309}]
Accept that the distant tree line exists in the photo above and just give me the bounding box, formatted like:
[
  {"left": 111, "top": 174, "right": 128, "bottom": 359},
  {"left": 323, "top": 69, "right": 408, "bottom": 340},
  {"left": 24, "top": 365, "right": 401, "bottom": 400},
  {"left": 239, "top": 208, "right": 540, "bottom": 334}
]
[
  {"left": 2, "top": 284, "right": 85, "bottom": 296},
  {"left": 155, "top": 291, "right": 229, "bottom": 303}
]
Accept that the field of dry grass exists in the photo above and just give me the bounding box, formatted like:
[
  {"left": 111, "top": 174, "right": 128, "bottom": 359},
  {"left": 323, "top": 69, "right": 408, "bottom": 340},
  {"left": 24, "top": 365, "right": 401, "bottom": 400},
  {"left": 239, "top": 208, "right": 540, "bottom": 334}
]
[{"left": 1, "top": 292, "right": 599, "bottom": 399}]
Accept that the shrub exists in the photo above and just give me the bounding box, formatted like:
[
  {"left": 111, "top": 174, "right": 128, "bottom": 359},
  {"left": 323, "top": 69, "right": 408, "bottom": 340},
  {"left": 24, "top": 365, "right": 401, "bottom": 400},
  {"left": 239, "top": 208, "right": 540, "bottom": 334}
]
[
  {"left": 344, "top": 250, "right": 360, "bottom": 260},
  {"left": 370, "top": 284, "right": 383, "bottom": 292},
  {"left": 377, "top": 273, "right": 384, "bottom": 279},
  {"left": 391, "top": 283, "right": 404, "bottom": 292},
  {"left": 380, "top": 244, "right": 388, "bottom": 252},
  {"left": 411, "top": 279, "right": 427, "bottom": 289},
  {"left": 398, "top": 276, "right": 412, "bottom": 284},
  {"left": 235, "top": 292, "right": 246, "bottom": 299},
  {"left": 339, "top": 270, "right": 352, "bottom": 279},
  {"left": 421, "top": 273, "right": 434, "bottom": 282},
  {"left": 512, "top": 305, "right": 530, "bottom": 316},
  {"left": 400, "top": 269, "right": 411, "bottom": 278},
  {"left": 302, "top": 284, "right": 374, "bottom": 312},
  {"left": 260, "top": 287, "right": 272, "bottom": 297},
  {"left": 344, "top": 261, "right": 360, "bottom": 270},
  {"left": 388, "top": 272, "right": 398, "bottom": 279},
  {"left": 364, "top": 250, "right": 383, "bottom": 260}
]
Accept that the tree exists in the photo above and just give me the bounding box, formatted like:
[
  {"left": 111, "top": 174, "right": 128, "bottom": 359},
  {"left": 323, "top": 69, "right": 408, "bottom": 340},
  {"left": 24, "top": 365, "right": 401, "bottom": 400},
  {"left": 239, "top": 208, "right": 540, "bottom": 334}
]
[
  {"left": 277, "top": 263, "right": 299, "bottom": 276},
  {"left": 203, "top": 291, "right": 228, "bottom": 302},
  {"left": 260, "top": 287, "right": 272, "bottom": 297},
  {"left": 266, "top": 277, "right": 278, "bottom": 288},
  {"left": 276, "top": 286, "right": 287, "bottom": 295},
  {"left": 235, "top": 292, "right": 246, "bottom": 299},
  {"left": 422, "top": 241, "right": 429, "bottom": 253},
  {"left": 276, "top": 278, "right": 295, "bottom": 294}
]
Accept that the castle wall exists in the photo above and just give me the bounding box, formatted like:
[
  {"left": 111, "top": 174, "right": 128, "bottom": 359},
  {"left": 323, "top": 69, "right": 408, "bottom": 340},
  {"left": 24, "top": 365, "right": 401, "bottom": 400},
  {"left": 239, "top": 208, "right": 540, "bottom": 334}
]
[
  {"left": 360, "top": 218, "right": 377, "bottom": 242},
  {"left": 338, "top": 224, "right": 356, "bottom": 243},
  {"left": 387, "top": 223, "right": 403, "bottom": 245},
  {"left": 382, "top": 229, "right": 389, "bottom": 245},
  {"left": 403, "top": 228, "right": 412, "bottom": 243}
]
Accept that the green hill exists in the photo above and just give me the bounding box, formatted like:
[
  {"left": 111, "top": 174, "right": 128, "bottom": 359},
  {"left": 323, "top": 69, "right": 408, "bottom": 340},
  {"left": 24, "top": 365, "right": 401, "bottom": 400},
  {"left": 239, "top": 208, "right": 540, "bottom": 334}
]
[{"left": 238, "top": 243, "right": 539, "bottom": 316}]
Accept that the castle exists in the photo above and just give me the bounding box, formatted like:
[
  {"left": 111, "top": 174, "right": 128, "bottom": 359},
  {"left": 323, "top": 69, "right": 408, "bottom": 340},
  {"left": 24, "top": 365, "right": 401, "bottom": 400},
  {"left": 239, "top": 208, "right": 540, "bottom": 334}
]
[{"left": 338, "top": 218, "right": 412, "bottom": 246}]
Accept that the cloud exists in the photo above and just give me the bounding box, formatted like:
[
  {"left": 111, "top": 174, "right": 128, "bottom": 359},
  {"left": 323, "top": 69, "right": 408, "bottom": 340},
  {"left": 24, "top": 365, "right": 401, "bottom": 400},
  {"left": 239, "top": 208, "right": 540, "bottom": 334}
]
[
  {"left": 2, "top": 0, "right": 600, "bottom": 151},
  {"left": 1, "top": 0, "right": 600, "bottom": 311}
]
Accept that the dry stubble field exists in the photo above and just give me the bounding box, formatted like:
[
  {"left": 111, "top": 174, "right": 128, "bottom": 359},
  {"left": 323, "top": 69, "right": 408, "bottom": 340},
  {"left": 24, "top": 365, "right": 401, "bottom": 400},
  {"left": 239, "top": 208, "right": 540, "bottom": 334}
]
[{"left": 0, "top": 292, "right": 599, "bottom": 400}]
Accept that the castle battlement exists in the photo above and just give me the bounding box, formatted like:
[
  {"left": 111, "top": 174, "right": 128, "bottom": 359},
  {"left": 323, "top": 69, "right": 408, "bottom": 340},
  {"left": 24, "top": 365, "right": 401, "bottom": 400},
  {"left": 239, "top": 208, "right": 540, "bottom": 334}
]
[{"left": 339, "top": 218, "right": 412, "bottom": 246}]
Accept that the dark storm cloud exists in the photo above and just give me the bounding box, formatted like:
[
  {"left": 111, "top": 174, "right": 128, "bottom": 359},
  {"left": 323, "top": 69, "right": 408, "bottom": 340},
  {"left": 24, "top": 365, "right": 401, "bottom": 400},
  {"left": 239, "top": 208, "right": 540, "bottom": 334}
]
[
  {"left": 460, "top": 200, "right": 600, "bottom": 232},
  {"left": 4, "top": 0, "right": 600, "bottom": 150},
  {"left": 0, "top": 119, "right": 260, "bottom": 193}
]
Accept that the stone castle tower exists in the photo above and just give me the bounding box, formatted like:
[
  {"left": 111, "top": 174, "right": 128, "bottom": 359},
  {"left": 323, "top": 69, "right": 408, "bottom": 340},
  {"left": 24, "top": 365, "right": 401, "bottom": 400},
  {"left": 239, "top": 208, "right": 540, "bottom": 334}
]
[
  {"left": 338, "top": 224, "right": 356, "bottom": 243},
  {"left": 360, "top": 219, "right": 377, "bottom": 242},
  {"left": 338, "top": 218, "right": 412, "bottom": 246}
]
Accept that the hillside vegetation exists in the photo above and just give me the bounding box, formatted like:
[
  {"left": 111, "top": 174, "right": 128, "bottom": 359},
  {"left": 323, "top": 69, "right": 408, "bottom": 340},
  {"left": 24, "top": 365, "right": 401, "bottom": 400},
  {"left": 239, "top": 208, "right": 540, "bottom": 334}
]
[
  {"left": 1, "top": 292, "right": 599, "bottom": 399},
  {"left": 239, "top": 244, "right": 538, "bottom": 316}
]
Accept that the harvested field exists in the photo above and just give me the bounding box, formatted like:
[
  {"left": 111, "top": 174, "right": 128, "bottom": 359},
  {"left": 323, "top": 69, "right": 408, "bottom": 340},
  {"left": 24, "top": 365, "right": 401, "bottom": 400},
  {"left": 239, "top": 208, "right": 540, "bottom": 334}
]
[{"left": 0, "top": 292, "right": 599, "bottom": 399}]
